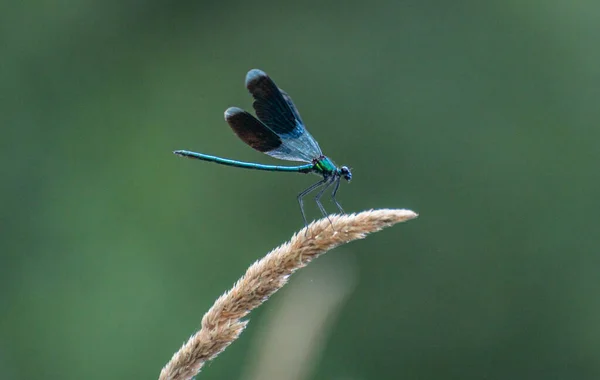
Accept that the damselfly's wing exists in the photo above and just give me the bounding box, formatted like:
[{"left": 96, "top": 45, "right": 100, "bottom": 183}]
[
  {"left": 225, "top": 107, "right": 314, "bottom": 163},
  {"left": 224, "top": 107, "right": 283, "bottom": 153},
  {"left": 280, "top": 89, "right": 304, "bottom": 125},
  {"left": 244, "top": 69, "right": 322, "bottom": 162}
]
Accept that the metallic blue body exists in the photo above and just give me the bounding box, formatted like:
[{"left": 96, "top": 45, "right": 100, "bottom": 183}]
[{"left": 174, "top": 150, "right": 314, "bottom": 173}]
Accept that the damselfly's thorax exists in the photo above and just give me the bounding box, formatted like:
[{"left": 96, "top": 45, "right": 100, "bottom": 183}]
[
  {"left": 312, "top": 156, "right": 352, "bottom": 182},
  {"left": 312, "top": 156, "right": 336, "bottom": 175}
]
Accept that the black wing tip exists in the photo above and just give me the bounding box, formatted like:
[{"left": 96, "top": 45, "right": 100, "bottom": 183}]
[
  {"left": 224, "top": 106, "right": 245, "bottom": 121},
  {"left": 245, "top": 69, "right": 269, "bottom": 89}
]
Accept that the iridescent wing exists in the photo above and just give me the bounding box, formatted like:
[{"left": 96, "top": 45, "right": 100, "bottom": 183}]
[
  {"left": 225, "top": 107, "right": 318, "bottom": 163},
  {"left": 280, "top": 89, "right": 303, "bottom": 125},
  {"left": 243, "top": 69, "right": 322, "bottom": 162},
  {"left": 224, "top": 107, "right": 283, "bottom": 153}
]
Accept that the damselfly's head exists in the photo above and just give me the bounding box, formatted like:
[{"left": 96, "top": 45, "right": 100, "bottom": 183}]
[{"left": 340, "top": 166, "right": 352, "bottom": 182}]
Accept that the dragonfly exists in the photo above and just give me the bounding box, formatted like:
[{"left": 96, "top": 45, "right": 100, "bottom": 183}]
[{"left": 174, "top": 69, "right": 352, "bottom": 227}]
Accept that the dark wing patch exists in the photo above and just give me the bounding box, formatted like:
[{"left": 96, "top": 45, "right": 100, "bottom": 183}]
[
  {"left": 245, "top": 69, "right": 301, "bottom": 137},
  {"left": 279, "top": 89, "right": 304, "bottom": 125},
  {"left": 224, "top": 107, "right": 282, "bottom": 153}
]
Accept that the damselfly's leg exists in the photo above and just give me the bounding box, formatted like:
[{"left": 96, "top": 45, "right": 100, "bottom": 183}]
[
  {"left": 331, "top": 176, "right": 344, "bottom": 214},
  {"left": 297, "top": 178, "right": 328, "bottom": 228},
  {"left": 315, "top": 177, "right": 336, "bottom": 226}
]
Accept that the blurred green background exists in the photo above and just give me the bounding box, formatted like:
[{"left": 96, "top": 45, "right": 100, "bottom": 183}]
[{"left": 2, "top": 0, "right": 600, "bottom": 379}]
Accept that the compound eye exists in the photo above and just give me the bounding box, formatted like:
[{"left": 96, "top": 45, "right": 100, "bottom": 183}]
[{"left": 340, "top": 166, "right": 352, "bottom": 181}]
